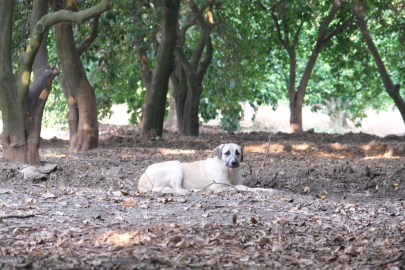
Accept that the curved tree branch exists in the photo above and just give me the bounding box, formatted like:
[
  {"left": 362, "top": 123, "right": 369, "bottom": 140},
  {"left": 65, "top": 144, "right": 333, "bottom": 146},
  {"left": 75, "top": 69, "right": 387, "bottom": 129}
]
[
  {"left": 352, "top": 1, "right": 405, "bottom": 128},
  {"left": 197, "top": 35, "right": 213, "bottom": 84},
  {"left": 292, "top": 18, "right": 304, "bottom": 50},
  {"left": 271, "top": 0, "right": 289, "bottom": 50},
  {"left": 18, "top": 0, "right": 113, "bottom": 101},
  {"left": 77, "top": 15, "right": 100, "bottom": 56},
  {"left": 323, "top": 15, "right": 354, "bottom": 45},
  {"left": 189, "top": 0, "right": 210, "bottom": 70}
]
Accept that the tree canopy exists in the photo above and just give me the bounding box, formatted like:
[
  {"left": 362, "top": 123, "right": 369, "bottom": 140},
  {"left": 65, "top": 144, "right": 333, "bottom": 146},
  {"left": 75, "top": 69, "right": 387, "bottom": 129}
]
[{"left": 2, "top": 0, "right": 405, "bottom": 164}]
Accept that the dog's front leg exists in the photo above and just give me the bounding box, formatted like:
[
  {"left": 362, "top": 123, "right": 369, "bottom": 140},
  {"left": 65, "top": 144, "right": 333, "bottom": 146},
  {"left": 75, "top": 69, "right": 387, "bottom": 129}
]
[{"left": 170, "top": 174, "right": 191, "bottom": 196}]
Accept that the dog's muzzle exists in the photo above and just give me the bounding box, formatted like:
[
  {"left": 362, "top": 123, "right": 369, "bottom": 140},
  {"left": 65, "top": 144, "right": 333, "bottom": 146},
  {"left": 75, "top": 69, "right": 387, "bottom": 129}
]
[{"left": 227, "top": 159, "right": 240, "bottom": 168}]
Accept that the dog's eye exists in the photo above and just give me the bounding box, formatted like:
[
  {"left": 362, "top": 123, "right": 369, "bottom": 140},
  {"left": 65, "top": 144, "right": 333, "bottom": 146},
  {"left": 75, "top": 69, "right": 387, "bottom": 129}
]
[
  {"left": 235, "top": 151, "right": 240, "bottom": 155},
  {"left": 224, "top": 151, "right": 230, "bottom": 156}
]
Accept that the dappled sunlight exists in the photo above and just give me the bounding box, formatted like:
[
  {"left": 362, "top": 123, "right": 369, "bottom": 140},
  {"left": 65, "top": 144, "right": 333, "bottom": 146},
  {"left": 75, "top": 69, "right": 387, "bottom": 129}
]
[
  {"left": 330, "top": 142, "right": 347, "bottom": 150},
  {"left": 22, "top": 70, "right": 31, "bottom": 86},
  {"left": 96, "top": 230, "right": 152, "bottom": 247},
  {"left": 67, "top": 95, "right": 76, "bottom": 105},
  {"left": 244, "top": 143, "right": 285, "bottom": 154},
  {"left": 244, "top": 140, "right": 400, "bottom": 160},
  {"left": 39, "top": 89, "right": 49, "bottom": 100},
  {"left": 159, "top": 149, "right": 198, "bottom": 155},
  {"left": 289, "top": 124, "right": 300, "bottom": 133},
  {"left": 41, "top": 152, "right": 68, "bottom": 158},
  {"left": 292, "top": 143, "right": 310, "bottom": 151},
  {"left": 313, "top": 152, "right": 346, "bottom": 159}
]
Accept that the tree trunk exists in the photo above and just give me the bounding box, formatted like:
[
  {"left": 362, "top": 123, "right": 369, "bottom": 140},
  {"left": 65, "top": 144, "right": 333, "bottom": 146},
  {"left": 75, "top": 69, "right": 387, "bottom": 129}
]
[
  {"left": 289, "top": 96, "right": 303, "bottom": 133},
  {"left": 52, "top": 0, "right": 99, "bottom": 152},
  {"left": 352, "top": 3, "right": 405, "bottom": 128},
  {"left": 182, "top": 82, "right": 202, "bottom": 137},
  {"left": 291, "top": 0, "right": 346, "bottom": 133},
  {"left": 0, "top": 0, "right": 28, "bottom": 163},
  {"left": 139, "top": 0, "right": 180, "bottom": 137},
  {"left": 163, "top": 77, "right": 178, "bottom": 129},
  {"left": 173, "top": 66, "right": 186, "bottom": 134},
  {"left": 287, "top": 52, "right": 300, "bottom": 133},
  {"left": 26, "top": 0, "right": 59, "bottom": 164}
]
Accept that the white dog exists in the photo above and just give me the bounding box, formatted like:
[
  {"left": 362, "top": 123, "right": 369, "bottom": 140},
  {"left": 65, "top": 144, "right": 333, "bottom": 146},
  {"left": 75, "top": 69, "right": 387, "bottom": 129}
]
[{"left": 137, "top": 143, "right": 275, "bottom": 195}]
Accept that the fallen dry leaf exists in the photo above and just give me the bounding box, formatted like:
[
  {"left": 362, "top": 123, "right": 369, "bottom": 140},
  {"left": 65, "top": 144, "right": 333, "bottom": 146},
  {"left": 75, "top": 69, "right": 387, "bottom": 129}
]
[
  {"left": 42, "top": 191, "right": 57, "bottom": 199},
  {"left": 122, "top": 198, "right": 137, "bottom": 207}
]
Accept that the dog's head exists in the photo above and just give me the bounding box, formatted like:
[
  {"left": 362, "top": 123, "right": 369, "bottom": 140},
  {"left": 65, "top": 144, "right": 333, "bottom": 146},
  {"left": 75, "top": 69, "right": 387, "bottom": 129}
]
[{"left": 213, "top": 143, "right": 243, "bottom": 169}]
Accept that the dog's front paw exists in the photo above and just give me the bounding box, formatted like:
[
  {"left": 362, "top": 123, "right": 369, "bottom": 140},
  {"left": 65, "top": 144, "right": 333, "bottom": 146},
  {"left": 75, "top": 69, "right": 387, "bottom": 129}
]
[{"left": 175, "top": 188, "right": 191, "bottom": 196}]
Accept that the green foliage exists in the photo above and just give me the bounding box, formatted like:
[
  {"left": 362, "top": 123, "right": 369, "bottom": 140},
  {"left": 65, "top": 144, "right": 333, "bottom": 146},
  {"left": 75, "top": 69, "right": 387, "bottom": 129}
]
[{"left": 9, "top": 0, "right": 405, "bottom": 132}]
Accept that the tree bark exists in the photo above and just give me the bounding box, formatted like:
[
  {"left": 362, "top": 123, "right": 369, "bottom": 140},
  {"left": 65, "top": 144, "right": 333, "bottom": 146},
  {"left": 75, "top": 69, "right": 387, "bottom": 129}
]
[
  {"left": 163, "top": 77, "right": 178, "bottom": 129},
  {"left": 352, "top": 2, "right": 405, "bottom": 128},
  {"left": 174, "top": 67, "right": 187, "bottom": 134},
  {"left": 51, "top": 0, "right": 106, "bottom": 152},
  {"left": 137, "top": 0, "right": 181, "bottom": 137}
]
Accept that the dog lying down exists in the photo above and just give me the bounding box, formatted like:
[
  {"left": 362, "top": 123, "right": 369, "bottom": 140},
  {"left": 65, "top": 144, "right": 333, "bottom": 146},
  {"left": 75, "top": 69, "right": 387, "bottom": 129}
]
[{"left": 137, "top": 143, "right": 275, "bottom": 195}]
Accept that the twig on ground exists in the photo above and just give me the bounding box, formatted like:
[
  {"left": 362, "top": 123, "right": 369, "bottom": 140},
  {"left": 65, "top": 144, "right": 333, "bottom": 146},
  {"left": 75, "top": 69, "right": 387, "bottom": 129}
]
[
  {"left": 0, "top": 225, "right": 35, "bottom": 232},
  {"left": 196, "top": 181, "right": 238, "bottom": 194},
  {"left": 368, "top": 251, "right": 405, "bottom": 269},
  {"left": 0, "top": 209, "right": 51, "bottom": 219},
  {"left": 258, "top": 132, "right": 278, "bottom": 177}
]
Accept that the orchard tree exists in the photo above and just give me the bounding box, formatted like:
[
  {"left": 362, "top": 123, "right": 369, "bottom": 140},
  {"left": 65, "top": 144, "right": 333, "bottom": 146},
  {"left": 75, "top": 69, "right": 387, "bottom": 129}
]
[
  {"left": 135, "top": 0, "right": 181, "bottom": 137},
  {"left": 49, "top": 0, "right": 111, "bottom": 152},
  {"left": 270, "top": 0, "right": 354, "bottom": 133},
  {"left": 0, "top": 0, "right": 112, "bottom": 165},
  {"left": 200, "top": 0, "right": 282, "bottom": 131},
  {"left": 172, "top": 0, "right": 215, "bottom": 137}
]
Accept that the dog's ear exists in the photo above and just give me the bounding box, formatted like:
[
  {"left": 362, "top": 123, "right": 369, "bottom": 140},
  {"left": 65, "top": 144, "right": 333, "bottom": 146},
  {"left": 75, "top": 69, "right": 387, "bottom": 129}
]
[
  {"left": 240, "top": 147, "right": 243, "bottom": 162},
  {"left": 213, "top": 144, "right": 224, "bottom": 159}
]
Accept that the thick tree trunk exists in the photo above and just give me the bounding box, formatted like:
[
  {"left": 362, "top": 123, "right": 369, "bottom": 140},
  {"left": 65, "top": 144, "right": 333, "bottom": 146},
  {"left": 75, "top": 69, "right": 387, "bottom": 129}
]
[
  {"left": 0, "top": 0, "right": 28, "bottom": 163},
  {"left": 140, "top": 0, "right": 180, "bottom": 137},
  {"left": 182, "top": 83, "right": 202, "bottom": 137},
  {"left": 26, "top": 0, "right": 59, "bottom": 164},
  {"left": 174, "top": 67, "right": 187, "bottom": 134},
  {"left": 289, "top": 97, "right": 303, "bottom": 133},
  {"left": 26, "top": 66, "right": 59, "bottom": 164},
  {"left": 52, "top": 1, "right": 99, "bottom": 152},
  {"left": 352, "top": 3, "right": 405, "bottom": 128}
]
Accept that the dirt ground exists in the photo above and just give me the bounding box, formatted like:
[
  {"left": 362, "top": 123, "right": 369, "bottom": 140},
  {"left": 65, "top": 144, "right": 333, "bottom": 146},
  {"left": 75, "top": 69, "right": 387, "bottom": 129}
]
[{"left": 0, "top": 124, "right": 404, "bottom": 269}]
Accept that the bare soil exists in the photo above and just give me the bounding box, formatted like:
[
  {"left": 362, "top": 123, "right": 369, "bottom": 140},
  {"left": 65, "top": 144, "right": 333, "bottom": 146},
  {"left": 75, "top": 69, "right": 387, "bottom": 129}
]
[{"left": 0, "top": 125, "right": 404, "bottom": 269}]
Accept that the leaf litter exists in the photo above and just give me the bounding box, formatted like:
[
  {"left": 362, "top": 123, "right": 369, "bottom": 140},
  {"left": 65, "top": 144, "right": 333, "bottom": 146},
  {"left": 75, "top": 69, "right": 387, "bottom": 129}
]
[{"left": 0, "top": 124, "right": 404, "bottom": 269}]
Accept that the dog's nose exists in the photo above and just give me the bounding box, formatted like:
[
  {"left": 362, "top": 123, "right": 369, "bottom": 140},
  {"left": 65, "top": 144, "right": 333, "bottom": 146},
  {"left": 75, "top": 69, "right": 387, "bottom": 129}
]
[{"left": 231, "top": 160, "right": 238, "bottom": 167}]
